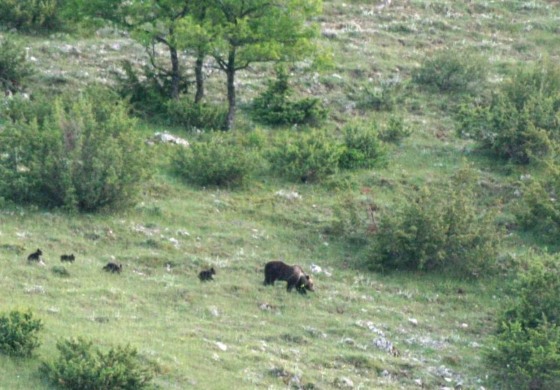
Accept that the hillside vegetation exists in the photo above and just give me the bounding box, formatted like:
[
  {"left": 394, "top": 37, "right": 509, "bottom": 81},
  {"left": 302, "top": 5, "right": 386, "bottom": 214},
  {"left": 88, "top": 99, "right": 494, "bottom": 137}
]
[{"left": 1, "top": 0, "right": 560, "bottom": 389}]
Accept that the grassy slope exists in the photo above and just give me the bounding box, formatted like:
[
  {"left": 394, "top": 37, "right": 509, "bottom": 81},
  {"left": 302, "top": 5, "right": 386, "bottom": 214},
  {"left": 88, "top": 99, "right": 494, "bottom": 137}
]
[{"left": 1, "top": 0, "right": 560, "bottom": 389}]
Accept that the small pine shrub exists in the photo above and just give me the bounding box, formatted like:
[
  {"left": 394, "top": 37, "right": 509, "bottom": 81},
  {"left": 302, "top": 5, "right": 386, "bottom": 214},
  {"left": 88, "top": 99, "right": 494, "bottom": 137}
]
[
  {"left": 354, "top": 78, "right": 402, "bottom": 112},
  {"left": 0, "top": 35, "right": 33, "bottom": 93},
  {"left": 267, "top": 129, "right": 343, "bottom": 183},
  {"left": 0, "top": 0, "right": 61, "bottom": 32},
  {"left": 0, "top": 87, "right": 153, "bottom": 212},
  {"left": 251, "top": 66, "right": 327, "bottom": 127},
  {"left": 40, "top": 337, "right": 158, "bottom": 390},
  {"left": 486, "top": 256, "right": 560, "bottom": 389},
  {"left": 166, "top": 98, "right": 228, "bottom": 131},
  {"left": 412, "top": 49, "right": 487, "bottom": 94},
  {"left": 338, "top": 122, "right": 386, "bottom": 169},
  {"left": 370, "top": 168, "right": 502, "bottom": 276},
  {"left": 456, "top": 60, "right": 560, "bottom": 164},
  {"left": 173, "top": 134, "right": 256, "bottom": 187},
  {"left": 0, "top": 309, "right": 43, "bottom": 357},
  {"left": 378, "top": 115, "right": 412, "bottom": 144}
]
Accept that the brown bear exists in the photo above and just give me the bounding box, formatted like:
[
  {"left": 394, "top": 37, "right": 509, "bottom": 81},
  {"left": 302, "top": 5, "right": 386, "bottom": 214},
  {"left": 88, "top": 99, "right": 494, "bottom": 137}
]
[
  {"left": 103, "top": 262, "right": 122, "bottom": 273},
  {"left": 263, "top": 261, "right": 314, "bottom": 294},
  {"left": 27, "top": 249, "right": 43, "bottom": 262},
  {"left": 198, "top": 267, "right": 216, "bottom": 282}
]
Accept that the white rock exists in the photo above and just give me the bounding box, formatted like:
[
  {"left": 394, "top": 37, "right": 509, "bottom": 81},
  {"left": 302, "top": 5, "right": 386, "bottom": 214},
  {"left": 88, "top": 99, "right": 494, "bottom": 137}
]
[{"left": 215, "top": 341, "right": 228, "bottom": 351}]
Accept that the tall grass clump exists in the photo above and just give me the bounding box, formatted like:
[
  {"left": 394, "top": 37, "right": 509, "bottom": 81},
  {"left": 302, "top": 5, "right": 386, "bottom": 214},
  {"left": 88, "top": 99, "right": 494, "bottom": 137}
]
[
  {"left": 457, "top": 60, "right": 560, "bottom": 164},
  {"left": 486, "top": 254, "right": 560, "bottom": 390},
  {"left": 41, "top": 337, "right": 158, "bottom": 390},
  {"left": 369, "top": 168, "right": 502, "bottom": 276},
  {"left": 0, "top": 87, "right": 153, "bottom": 212},
  {"left": 412, "top": 49, "right": 488, "bottom": 94},
  {"left": 0, "top": 35, "right": 33, "bottom": 93},
  {"left": 0, "top": 309, "right": 43, "bottom": 357}
]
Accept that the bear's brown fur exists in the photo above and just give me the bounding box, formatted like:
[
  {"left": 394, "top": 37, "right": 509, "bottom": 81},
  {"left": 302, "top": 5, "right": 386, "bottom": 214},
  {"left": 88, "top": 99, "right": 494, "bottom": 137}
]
[{"left": 264, "top": 261, "right": 314, "bottom": 294}]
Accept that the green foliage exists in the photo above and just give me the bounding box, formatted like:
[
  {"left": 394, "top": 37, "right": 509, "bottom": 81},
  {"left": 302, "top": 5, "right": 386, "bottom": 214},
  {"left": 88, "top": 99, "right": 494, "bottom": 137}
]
[
  {"left": 173, "top": 134, "right": 256, "bottom": 187},
  {"left": 0, "top": 0, "right": 61, "bottom": 32},
  {"left": 40, "top": 337, "right": 158, "bottom": 390},
  {"left": 353, "top": 79, "right": 401, "bottom": 112},
  {"left": 338, "top": 122, "right": 386, "bottom": 169},
  {"left": 370, "top": 168, "right": 502, "bottom": 276},
  {"left": 412, "top": 49, "right": 488, "bottom": 94},
  {"left": 250, "top": 66, "right": 327, "bottom": 127},
  {"left": 378, "top": 115, "right": 412, "bottom": 144},
  {"left": 0, "top": 35, "right": 33, "bottom": 93},
  {"left": 0, "top": 309, "right": 43, "bottom": 357},
  {"left": 456, "top": 60, "right": 560, "bottom": 164},
  {"left": 0, "top": 88, "right": 153, "bottom": 212},
  {"left": 486, "top": 256, "right": 560, "bottom": 389},
  {"left": 166, "top": 98, "right": 228, "bottom": 131},
  {"left": 267, "top": 129, "right": 343, "bottom": 182}
]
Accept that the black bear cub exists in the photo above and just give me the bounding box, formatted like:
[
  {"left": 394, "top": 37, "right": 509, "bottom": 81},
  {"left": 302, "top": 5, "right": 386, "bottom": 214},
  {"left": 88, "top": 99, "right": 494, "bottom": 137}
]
[
  {"left": 199, "top": 267, "right": 216, "bottom": 282},
  {"left": 27, "top": 249, "right": 43, "bottom": 262},
  {"left": 60, "top": 254, "right": 75, "bottom": 262},
  {"left": 103, "top": 262, "right": 122, "bottom": 273},
  {"left": 264, "top": 261, "right": 314, "bottom": 294}
]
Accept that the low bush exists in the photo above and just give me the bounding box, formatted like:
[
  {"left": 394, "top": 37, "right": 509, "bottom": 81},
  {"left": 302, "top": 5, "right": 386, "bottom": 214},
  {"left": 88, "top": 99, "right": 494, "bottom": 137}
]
[
  {"left": 267, "top": 129, "right": 343, "bottom": 183},
  {"left": 0, "top": 0, "right": 61, "bottom": 32},
  {"left": 0, "top": 87, "right": 153, "bottom": 212},
  {"left": 41, "top": 337, "right": 158, "bottom": 390},
  {"left": 173, "top": 134, "right": 256, "bottom": 187},
  {"left": 166, "top": 98, "right": 228, "bottom": 131},
  {"left": 378, "top": 115, "right": 412, "bottom": 144},
  {"left": 0, "top": 35, "right": 33, "bottom": 93},
  {"left": 0, "top": 309, "right": 43, "bottom": 357},
  {"left": 486, "top": 255, "right": 560, "bottom": 389},
  {"left": 250, "top": 66, "right": 327, "bottom": 127},
  {"left": 338, "top": 122, "right": 386, "bottom": 169},
  {"left": 370, "top": 168, "right": 502, "bottom": 276}
]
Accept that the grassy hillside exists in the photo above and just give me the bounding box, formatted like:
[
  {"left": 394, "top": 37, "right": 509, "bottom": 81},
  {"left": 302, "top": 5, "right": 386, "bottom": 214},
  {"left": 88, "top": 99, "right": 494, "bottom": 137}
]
[{"left": 1, "top": 0, "right": 560, "bottom": 389}]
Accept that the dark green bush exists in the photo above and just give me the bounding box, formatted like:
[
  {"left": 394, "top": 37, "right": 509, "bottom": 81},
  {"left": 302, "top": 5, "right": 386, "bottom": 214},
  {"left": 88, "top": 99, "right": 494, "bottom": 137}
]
[
  {"left": 166, "top": 98, "right": 228, "bottom": 131},
  {"left": 0, "top": 309, "right": 43, "bottom": 357},
  {"left": 173, "top": 134, "right": 256, "bottom": 187},
  {"left": 0, "top": 87, "right": 153, "bottom": 212},
  {"left": 0, "top": 36, "right": 33, "bottom": 93},
  {"left": 41, "top": 337, "right": 158, "bottom": 390},
  {"left": 251, "top": 66, "right": 327, "bottom": 127},
  {"left": 378, "top": 115, "right": 412, "bottom": 144},
  {"left": 0, "top": 0, "right": 61, "bottom": 32},
  {"left": 353, "top": 79, "right": 401, "bottom": 112},
  {"left": 370, "top": 168, "right": 502, "bottom": 276},
  {"left": 338, "top": 122, "right": 386, "bottom": 169},
  {"left": 412, "top": 49, "right": 487, "bottom": 94},
  {"left": 456, "top": 60, "right": 560, "bottom": 164},
  {"left": 486, "top": 256, "right": 560, "bottom": 389},
  {"left": 267, "top": 129, "right": 343, "bottom": 183}
]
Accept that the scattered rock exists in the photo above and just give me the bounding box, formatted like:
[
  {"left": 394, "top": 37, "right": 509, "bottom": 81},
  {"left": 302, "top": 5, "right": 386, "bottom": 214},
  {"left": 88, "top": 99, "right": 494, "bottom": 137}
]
[
  {"left": 215, "top": 341, "right": 228, "bottom": 351},
  {"left": 275, "top": 189, "right": 301, "bottom": 201},
  {"left": 409, "top": 318, "right": 419, "bottom": 326},
  {"left": 334, "top": 376, "right": 354, "bottom": 388},
  {"left": 148, "top": 132, "right": 189, "bottom": 147}
]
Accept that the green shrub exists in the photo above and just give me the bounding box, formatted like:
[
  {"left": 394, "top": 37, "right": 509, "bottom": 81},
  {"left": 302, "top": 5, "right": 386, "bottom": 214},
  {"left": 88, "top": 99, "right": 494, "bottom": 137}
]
[
  {"left": 353, "top": 79, "right": 401, "bottom": 112},
  {"left": 0, "top": 309, "right": 43, "bottom": 357},
  {"left": 41, "top": 337, "right": 158, "bottom": 390},
  {"left": 370, "top": 169, "right": 502, "bottom": 276},
  {"left": 268, "top": 129, "right": 343, "bottom": 183},
  {"left": 378, "top": 115, "right": 412, "bottom": 144},
  {"left": 0, "top": 35, "right": 33, "bottom": 93},
  {"left": 456, "top": 60, "right": 560, "bottom": 164},
  {"left": 0, "top": 0, "right": 61, "bottom": 32},
  {"left": 250, "top": 66, "right": 327, "bottom": 127},
  {"left": 0, "top": 87, "right": 153, "bottom": 212},
  {"left": 173, "top": 134, "right": 255, "bottom": 187},
  {"left": 486, "top": 256, "right": 560, "bottom": 389},
  {"left": 412, "top": 49, "right": 487, "bottom": 94},
  {"left": 338, "top": 122, "right": 386, "bottom": 169},
  {"left": 166, "top": 98, "right": 228, "bottom": 131}
]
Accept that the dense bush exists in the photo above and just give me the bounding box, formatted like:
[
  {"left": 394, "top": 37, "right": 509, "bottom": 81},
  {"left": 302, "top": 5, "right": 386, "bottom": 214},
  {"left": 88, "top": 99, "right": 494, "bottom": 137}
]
[
  {"left": 41, "top": 337, "right": 158, "bottom": 390},
  {"left": 456, "top": 60, "right": 560, "bottom": 164},
  {"left": 338, "top": 122, "right": 386, "bottom": 169},
  {"left": 0, "top": 0, "right": 61, "bottom": 32},
  {"left": 268, "top": 129, "right": 343, "bottom": 182},
  {"left": 353, "top": 79, "right": 402, "bottom": 112},
  {"left": 0, "top": 88, "right": 153, "bottom": 212},
  {"left": 0, "top": 309, "right": 43, "bottom": 357},
  {"left": 370, "top": 169, "right": 502, "bottom": 276},
  {"left": 378, "top": 115, "right": 412, "bottom": 144},
  {"left": 166, "top": 98, "right": 228, "bottom": 131},
  {"left": 0, "top": 36, "right": 33, "bottom": 93},
  {"left": 412, "top": 49, "right": 487, "bottom": 94},
  {"left": 486, "top": 256, "right": 560, "bottom": 389},
  {"left": 173, "top": 134, "right": 256, "bottom": 187},
  {"left": 250, "top": 66, "right": 327, "bottom": 127}
]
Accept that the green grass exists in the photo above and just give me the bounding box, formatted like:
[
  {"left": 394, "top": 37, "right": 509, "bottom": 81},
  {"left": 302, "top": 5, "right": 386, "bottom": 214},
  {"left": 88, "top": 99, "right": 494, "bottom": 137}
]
[{"left": 2, "top": 0, "right": 560, "bottom": 388}]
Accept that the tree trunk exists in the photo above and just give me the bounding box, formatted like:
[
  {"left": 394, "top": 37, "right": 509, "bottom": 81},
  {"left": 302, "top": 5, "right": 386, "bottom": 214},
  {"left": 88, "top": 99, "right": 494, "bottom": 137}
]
[
  {"left": 170, "top": 45, "right": 180, "bottom": 100},
  {"left": 225, "top": 49, "right": 236, "bottom": 130},
  {"left": 194, "top": 50, "right": 204, "bottom": 104}
]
